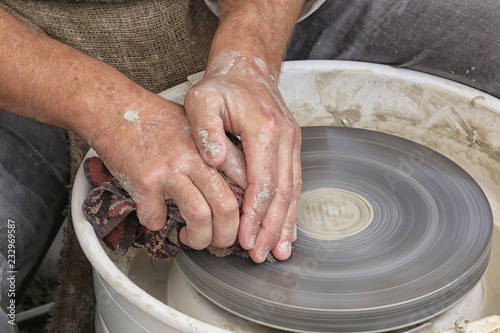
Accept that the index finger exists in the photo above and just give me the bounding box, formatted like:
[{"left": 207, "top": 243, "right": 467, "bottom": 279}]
[
  {"left": 246, "top": 127, "right": 297, "bottom": 263},
  {"left": 237, "top": 117, "right": 279, "bottom": 252}
]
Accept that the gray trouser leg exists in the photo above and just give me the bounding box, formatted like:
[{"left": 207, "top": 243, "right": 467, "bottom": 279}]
[
  {"left": 287, "top": 0, "right": 500, "bottom": 98},
  {"left": 0, "top": 110, "right": 70, "bottom": 331}
]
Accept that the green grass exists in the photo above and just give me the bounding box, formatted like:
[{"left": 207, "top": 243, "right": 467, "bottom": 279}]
[{"left": 16, "top": 275, "right": 58, "bottom": 333}]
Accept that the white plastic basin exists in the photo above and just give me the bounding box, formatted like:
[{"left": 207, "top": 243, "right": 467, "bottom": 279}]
[{"left": 72, "top": 61, "right": 500, "bottom": 333}]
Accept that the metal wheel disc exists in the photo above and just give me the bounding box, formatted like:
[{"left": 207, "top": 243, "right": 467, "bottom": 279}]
[{"left": 176, "top": 126, "right": 493, "bottom": 333}]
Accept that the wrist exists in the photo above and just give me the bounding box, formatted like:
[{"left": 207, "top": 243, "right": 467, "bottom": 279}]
[
  {"left": 72, "top": 77, "right": 146, "bottom": 145},
  {"left": 209, "top": 0, "right": 304, "bottom": 78},
  {"left": 77, "top": 80, "right": 172, "bottom": 151}
]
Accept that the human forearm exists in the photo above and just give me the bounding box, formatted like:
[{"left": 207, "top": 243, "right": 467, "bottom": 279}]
[
  {"left": 0, "top": 9, "right": 251, "bottom": 247},
  {"left": 207, "top": 0, "right": 305, "bottom": 77},
  {"left": 0, "top": 8, "right": 156, "bottom": 144}
]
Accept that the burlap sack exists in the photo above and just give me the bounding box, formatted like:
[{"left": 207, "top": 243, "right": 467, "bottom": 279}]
[
  {"left": 0, "top": 1, "right": 218, "bottom": 332},
  {"left": 0, "top": 0, "right": 217, "bottom": 93}
]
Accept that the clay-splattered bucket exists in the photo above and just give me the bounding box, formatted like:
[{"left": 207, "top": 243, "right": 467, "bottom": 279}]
[{"left": 72, "top": 61, "right": 500, "bottom": 333}]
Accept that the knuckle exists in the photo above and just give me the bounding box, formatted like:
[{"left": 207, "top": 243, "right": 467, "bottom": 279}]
[
  {"left": 203, "top": 92, "right": 223, "bottom": 108},
  {"left": 261, "top": 225, "right": 282, "bottom": 242},
  {"left": 282, "top": 122, "right": 300, "bottom": 144},
  {"left": 295, "top": 122, "right": 302, "bottom": 137},
  {"left": 194, "top": 110, "right": 223, "bottom": 128},
  {"left": 260, "top": 213, "right": 284, "bottom": 240},
  {"left": 136, "top": 173, "right": 160, "bottom": 192},
  {"left": 146, "top": 221, "right": 165, "bottom": 232},
  {"left": 277, "top": 185, "right": 294, "bottom": 205},
  {"left": 253, "top": 182, "right": 277, "bottom": 210},
  {"left": 282, "top": 127, "right": 295, "bottom": 140},
  {"left": 260, "top": 115, "right": 278, "bottom": 133},
  {"left": 186, "top": 205, "right": 212, "bottom": 225},
  {"left": 184, "top": 87, "right": 203, "bottom": 104},
  {"left": 186, "top": 87, "right": 221, "bottom": 108},
  {"left": 217, "top": 195, "right": 239, "bottom": 215},
  {"left": 264, "top": 181, "right": 279, "bottom": 195},
  {"left": 243, "top": 204, "right": 262, "bottom": 224},
  {"left": 178, "top": 186, "right": 212, "bottom": 224}
]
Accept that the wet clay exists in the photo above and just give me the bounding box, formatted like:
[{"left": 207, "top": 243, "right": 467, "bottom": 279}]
[{"left": 297, "top": 187, "right": 374, "bottom": 240}]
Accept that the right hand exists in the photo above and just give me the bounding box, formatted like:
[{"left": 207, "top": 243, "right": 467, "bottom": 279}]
[
  {"left": 0, "top": 7, "right": 246, "bottom": 252},
  {"left": 90, "top": 98, "right": 247, "bottom": 250}
]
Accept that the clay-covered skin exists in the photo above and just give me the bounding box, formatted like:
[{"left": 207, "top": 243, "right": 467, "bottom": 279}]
[
  {"left": 92, "top": 98, "right": 249, "bottom": 250},
  {"left": 185, "top": 51, "right": 302, "bottom": 263},
  {"left": 184, "top": 0, "right": 305, "bottom": 263},
  {"left": 0, "top": 0, "right": 305, "bottom": 264},
  {"left": 0, "top": 6, "right": 248, "bottom": 251}
]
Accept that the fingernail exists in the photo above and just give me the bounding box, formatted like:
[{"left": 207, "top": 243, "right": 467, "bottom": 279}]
[
  {"left": 249, "top": 234, "right": 257, "bottom": 249},
  {"left": 203, "top": 144, "right": 222, "bottom": 161},
  {"left": 199, "top": 130, "right": 222, "bottom": 161},
  {"left": 279, "top": 241, "right": 292, "bottom": 255},
  {"left": 260, "top": 247, "right": 271, "bottom": 262}
]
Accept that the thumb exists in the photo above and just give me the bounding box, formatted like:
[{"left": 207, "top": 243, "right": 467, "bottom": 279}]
[{"left": 184, "top": 87, "right": 228, "bottom": 167}]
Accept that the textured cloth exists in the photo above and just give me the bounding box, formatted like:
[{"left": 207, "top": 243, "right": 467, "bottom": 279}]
[{"left": 82, "top": 156, "right": 274, "bottom": 261}]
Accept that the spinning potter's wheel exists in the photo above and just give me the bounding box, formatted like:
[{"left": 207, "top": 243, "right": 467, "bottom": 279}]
[{"left": 175, "top": 126, "right": 493, "bottom": 333}]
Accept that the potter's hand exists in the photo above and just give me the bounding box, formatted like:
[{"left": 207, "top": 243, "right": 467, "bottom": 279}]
[
  {"left": 185, "top": 52, "right": 302, "bottom": 263},
  {"left": 182, "top": 0, "right": 306, "bottom": 263},
  {"left": 1, "top": 5, "right": 249, "bottom": 251},
  {"left": 0, "top": 1, "right": 302, "bottom": 260},
  {"left": 91, "top": 99, "right": 247, "bottom": 249}
]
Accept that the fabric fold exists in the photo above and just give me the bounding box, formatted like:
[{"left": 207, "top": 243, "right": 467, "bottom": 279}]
[{"left": 82, "top": 156, "right": 274, "bottom": 261}]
